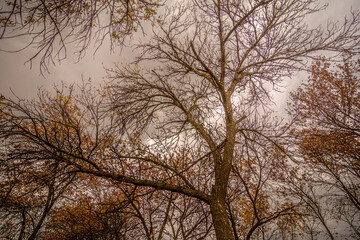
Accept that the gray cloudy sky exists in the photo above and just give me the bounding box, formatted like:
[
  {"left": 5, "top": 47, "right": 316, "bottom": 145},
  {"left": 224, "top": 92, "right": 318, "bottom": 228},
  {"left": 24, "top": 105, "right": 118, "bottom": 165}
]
[{"left": 0, "top": 0, "right": 359, "bottom": 105}]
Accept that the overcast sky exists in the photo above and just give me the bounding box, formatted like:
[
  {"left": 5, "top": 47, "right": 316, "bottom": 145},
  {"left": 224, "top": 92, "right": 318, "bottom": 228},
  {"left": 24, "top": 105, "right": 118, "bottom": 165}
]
[{"left": 0, "top": 0, "right": 359, "bottom": 106}]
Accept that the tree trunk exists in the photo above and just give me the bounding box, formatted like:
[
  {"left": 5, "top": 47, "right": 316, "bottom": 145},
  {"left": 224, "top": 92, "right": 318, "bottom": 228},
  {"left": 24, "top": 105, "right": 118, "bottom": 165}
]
[{"left": 210, "top": 188, "right": 234, "bottom": 240}]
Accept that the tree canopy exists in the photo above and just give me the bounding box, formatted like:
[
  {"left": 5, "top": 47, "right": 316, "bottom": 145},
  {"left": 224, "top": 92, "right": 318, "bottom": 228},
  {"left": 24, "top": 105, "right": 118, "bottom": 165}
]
[{"left": 1, "top": 0, "right": 360, "bottom": 239}]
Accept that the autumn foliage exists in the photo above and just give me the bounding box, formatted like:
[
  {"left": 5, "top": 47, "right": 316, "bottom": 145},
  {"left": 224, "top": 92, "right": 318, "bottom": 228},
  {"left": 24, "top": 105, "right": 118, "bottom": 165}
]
[{"left": 288, "top": 57, "right": 360, "bottom": 239}]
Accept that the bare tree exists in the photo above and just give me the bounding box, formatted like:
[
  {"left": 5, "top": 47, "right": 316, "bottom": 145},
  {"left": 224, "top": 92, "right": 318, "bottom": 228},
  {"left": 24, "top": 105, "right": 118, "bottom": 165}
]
[
  {"left": 1, "top": 0, "right": 360, "bottom": 239},
  {"left": 105, "top": 1, "right": 359, "bottom": 238}
]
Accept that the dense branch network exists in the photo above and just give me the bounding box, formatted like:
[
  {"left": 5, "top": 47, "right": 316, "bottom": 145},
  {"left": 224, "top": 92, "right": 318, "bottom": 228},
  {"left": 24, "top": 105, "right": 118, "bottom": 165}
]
[
  {"left": 1, "top": 0, "right": 360, "bottom": 239},
  {"left": 0, "top": 0, "right": 161, "bottom": 72}
]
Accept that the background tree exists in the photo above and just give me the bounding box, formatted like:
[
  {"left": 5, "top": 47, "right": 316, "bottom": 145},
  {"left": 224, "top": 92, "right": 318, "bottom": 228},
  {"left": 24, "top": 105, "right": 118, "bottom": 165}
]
[
  {"left": 0, "top": 146, "right": 75, "bottom": 240},
  {"left": 285, "top": 169, "right": 337, "bottom": 240},
  {"left": 121, "top": 188, "right": 213, "bottom": 240},
  {"left": 288, "top": 57, "right": 360, "bottom": 239},
  {"left": 229, "top": 140, "right": 301, "bottom": 240},
  {"left": 44, "top": 178, "right": 139, "bottom": 240}
]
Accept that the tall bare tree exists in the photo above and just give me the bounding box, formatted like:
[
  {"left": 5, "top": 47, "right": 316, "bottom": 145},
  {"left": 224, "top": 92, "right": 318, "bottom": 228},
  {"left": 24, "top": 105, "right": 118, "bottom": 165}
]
[
  {"left": 105, "top": 1, "right": 359, "bottom": 238},
  {"left": 1, "top": 1, "right": 360, "bottom": 239}
]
